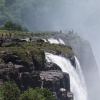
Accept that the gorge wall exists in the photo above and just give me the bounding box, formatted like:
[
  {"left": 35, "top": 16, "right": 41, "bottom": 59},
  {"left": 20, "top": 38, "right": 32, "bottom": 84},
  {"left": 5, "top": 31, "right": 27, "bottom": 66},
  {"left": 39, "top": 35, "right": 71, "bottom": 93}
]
[
  {"left": 0, "top": 35, "right": 75, "bottom": 100},
  {"left": 0, "top": 31, "right": 99, "bottom": 100}
]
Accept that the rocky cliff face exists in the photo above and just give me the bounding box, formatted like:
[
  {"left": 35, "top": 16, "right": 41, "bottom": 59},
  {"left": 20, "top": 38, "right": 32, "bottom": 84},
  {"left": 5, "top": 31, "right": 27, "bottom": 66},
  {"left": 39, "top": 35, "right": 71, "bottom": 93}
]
[
  {"left": 0, "top": 31, "right": 97, "bottom": 100},
  {"left": 0, "top": 59, "right": 74, "bottom": 100},
  {"left": 0, "top": 39, "right": 74, "bottom": 100},
  {"left": 42, "top": 31, "right": 100, "bottom": 100}
]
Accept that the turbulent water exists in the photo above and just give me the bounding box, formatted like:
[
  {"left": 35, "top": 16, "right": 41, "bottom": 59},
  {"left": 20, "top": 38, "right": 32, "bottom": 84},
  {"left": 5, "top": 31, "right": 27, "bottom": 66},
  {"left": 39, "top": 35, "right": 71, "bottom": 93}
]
[{"left": 45, "top": 53, "right": 87, "bottom": 100}]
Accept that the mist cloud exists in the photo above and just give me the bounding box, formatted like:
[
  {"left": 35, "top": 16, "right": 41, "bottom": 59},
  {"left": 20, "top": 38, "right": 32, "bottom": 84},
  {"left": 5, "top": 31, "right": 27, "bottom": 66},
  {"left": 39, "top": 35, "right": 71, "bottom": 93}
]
[
  {"left": 21, "top": 0, "right": 100, "bottom": 71},
  {"left": 44, "top": 0, "right": 100, "bottom": 72}
]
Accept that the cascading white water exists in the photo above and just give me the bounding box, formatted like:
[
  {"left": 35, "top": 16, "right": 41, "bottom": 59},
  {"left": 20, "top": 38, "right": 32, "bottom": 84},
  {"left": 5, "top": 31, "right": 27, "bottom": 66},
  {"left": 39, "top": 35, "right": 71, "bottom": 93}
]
[
  {"left": 48, "top": 38, "right": 65, "bottom": 45},
  {"left": 48, "top": 38, "right": 59, "bottom": 44},
  {"left": 45, "top": 52, "right": 87, "bottom": 100},
  {"left": 74, "top": 56, "right": 86, "bottom": 87},
  {"left": 58, "top": 38, "right": 65, "bottom": 45}
]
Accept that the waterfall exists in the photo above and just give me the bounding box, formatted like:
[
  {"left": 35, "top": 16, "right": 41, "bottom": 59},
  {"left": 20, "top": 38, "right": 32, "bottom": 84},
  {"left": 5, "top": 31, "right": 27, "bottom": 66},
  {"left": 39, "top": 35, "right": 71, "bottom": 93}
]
[
  {"left": 45, "top": 52, "right": 87, "bottom": 100},
  {"left": 58, "top": 38, "right": 65, "bottom": 45},
  {"left": 74, "top": 56, "right": 86, "bottom": 87},
  {"left": 48, "top": 38, "right": 59, "bottom": 44},
  {"left": 48, "top": 38, "right": 65, "bottom": 45}
]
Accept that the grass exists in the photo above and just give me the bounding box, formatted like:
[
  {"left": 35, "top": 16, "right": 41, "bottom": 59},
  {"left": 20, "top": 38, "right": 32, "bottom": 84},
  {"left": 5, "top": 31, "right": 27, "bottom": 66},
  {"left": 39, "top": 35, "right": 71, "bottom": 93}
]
[
  {"left": 0, "top": 41, "right": 74, "bottom": 64},
  {"left": 0, "top": 30, "right": 74, "bottom": 63}
]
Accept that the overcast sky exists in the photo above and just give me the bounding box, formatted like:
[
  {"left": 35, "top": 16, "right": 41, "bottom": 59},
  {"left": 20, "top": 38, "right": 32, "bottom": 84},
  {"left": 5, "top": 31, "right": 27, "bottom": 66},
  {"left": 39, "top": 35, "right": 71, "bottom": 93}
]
[
  {"left": 27, "top": 0, "right": 100, "bottom": 71},
  {"left": 51, "top": 0, "right": 100, "bottom": 72}
]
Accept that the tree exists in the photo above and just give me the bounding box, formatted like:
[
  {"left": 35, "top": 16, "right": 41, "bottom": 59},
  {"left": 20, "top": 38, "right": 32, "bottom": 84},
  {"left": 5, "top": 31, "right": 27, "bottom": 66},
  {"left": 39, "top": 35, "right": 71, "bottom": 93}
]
[
  {"left": 20, "top": 88, "right": 45, "bottom": 100},
  {"left": 20, "top": 87, "right": 54, "bottom": 100},
  {"left": 36, "top": 88, "right": 54, "bottom": 100},
  {"left": 2, "top": 21, "right": 28, "bottom": 31},
  {"left": 5, "top": 0, "right": 16, "bottom": 6},
  {"left": 4, "top": 21, "right": 14, "bottom": 30},
  {"left": 0, "top": 81, "right": 20, "bottom": 100}
]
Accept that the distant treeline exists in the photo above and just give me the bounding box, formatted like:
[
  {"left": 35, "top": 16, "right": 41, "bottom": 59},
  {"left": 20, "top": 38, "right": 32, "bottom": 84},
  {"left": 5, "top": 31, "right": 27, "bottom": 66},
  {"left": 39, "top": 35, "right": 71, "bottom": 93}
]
[
  {"left": 0, "top": 0, "right": 63, "bottom": 31},
  {"left": 0, "top": 21, "right": 28, "bottom": 31}
]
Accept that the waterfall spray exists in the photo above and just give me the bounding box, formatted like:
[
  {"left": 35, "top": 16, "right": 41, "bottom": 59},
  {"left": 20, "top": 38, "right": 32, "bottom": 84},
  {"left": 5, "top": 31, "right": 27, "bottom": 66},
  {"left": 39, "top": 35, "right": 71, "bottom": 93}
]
[{"left": 45, "top": 52, "right": 87, "bottom": 100}]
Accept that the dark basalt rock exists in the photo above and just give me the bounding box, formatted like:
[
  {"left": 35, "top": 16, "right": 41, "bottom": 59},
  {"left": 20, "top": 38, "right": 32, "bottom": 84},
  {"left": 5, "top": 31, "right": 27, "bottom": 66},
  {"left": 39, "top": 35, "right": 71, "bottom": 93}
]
[
  {"left": 20, "top": 72, "right": 32, "bottom": 90},
  {"left": 37, "top": 39, "right": 45, "bottom": 43},
  {"left": 45, "top": 62, "right": 62, "bottom": 71},
  {"left": 58, "top": 88, "right": 73, "bottom": 100},
  {"left": 1, "top": 52, "right": 35, "bottom": 72},
  {"left": 39, "top": 71, "right": 73, "bottom": 100},
  {"left": 14, "top": 64, "right": 28, "bottom": 72},
  {"left": 31, "top": 50, "right": 45, "bottom": 71},
  {"left": 0, "top": 62, "right": 73, "bottom": 100},
  {"left": 2, "top": 54, "right": 19, "bottom": 63},
  {"left": 55, "top": 50, "right": 62, "bottom": 55},
  {"left": 0, "top": 45, "right": 74, "bottom": 100},
  {"left": 31, "top": 71, "right": 41, "bottom": 88},
  {"left": 68, "top": 56, "right": 76, "bottom": 68}
]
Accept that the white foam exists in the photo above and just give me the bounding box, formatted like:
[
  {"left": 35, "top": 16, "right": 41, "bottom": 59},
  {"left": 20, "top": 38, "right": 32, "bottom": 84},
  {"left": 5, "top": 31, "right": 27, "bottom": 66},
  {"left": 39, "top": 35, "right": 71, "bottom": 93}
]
[
  {"left": 45, "top": 52, "right": 87, "bottom": 100},
  {"left": 58, "top": 38, "right": 65, "bottom": 45},
  {"left": 48, "top": 38, "right": 65, "bottom": 45}
]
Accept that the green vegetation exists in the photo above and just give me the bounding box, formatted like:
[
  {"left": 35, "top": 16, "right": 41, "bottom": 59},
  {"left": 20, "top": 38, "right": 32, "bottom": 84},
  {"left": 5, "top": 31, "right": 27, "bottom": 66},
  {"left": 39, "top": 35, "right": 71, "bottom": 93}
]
[
  {"left": 20, "top": 88, "right": 45, "bottom": 100},
  {"left": 0, "top": 0, "right": 63, "bottom": 31},
  {"left": 36, "top": 88, "right": 54, "bottom": 100},
  {"left": 0, "top": 82, "right": 54, "bottom": 100},
  {"left": 0, "top": 41, "right": 74, "bottom": 64},
  {"left": 0, "top": 29, "right": 74, "bottom": 67},
  {"left": 0, "top": 21, "right": 28, "bottom": 31},
  {"left": 20, "top": 88, "right": 54, "bottom": 100},
  {"left": 0, "top": 81, "right": 20, "bottom": 100}
]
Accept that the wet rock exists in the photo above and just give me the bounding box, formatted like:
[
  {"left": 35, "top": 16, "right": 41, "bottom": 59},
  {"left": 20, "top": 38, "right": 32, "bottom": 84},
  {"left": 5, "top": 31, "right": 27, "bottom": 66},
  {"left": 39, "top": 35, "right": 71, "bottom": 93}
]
[
  {"left": 20, "top": 72, "right": 31, "bottom": 90},
  {"left": 45, "top": 62, "right": 62, "bottom": 71},
  {"left": 37, "top": 39, "right": 45, "bottom": 43},
  {"left": 14, "top": 64, "right": 28, "bottom": 72},
  {"left": 31, "top": 71, "right": 41, "bottom": 88},
  {"left": 67, "top": 56, "right": 76, "bottom": 68},
  {"left": 39, "top": 71, "right": 73, "bottom": 100},
  {"left": 0, "top": 44, "right": 74, "bottom": 100},
  {"left": 58, "top": 88, "right": 74, "bottom": 100},
  {"left": 2, "top": 54, "right": 19, "bottom": 63}
]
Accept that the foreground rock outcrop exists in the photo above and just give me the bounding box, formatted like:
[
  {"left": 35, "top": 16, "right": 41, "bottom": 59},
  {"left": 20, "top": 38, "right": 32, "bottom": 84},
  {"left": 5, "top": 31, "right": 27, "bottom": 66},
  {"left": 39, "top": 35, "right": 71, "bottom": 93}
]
[
  {"left": 0, "top": 40, "right": 74, "bottom": 100},
  {"left": 0, "top": 62, "right": 73, "bottom": 100}
]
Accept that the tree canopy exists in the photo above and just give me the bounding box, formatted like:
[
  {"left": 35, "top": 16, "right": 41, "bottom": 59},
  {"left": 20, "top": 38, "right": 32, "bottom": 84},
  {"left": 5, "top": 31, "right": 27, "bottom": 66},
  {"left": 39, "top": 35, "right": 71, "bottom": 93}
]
[
  {"left": 0, "top": 0, "right": 63, "bottom": 31},
  {"left": 0, "top": 81, "right": 54, "bottom": 100},
  {"left": 0, "top": 21, "right": 28, "bottom": 31}
]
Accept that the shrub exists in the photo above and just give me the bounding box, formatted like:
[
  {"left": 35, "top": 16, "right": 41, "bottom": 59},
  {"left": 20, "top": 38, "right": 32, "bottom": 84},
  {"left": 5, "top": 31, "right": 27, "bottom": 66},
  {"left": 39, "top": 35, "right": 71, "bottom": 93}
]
[
  {"left": 20, "top": 88, "right": 45, "bottom": 100},
  {"left": 0, "top": 25, "right": 4, "bottom": 30},
  {"left": 35, "top": 88, "right": 54, "bottom": 100},
  {"left": 67, "top": 45, "right": 72, "bottom": 50},
  {"left": 20, "top": 87, "right": 54, "bottom": 100},
  {"left": 0, "top": 81, "right": 20, "bottom": 100}
]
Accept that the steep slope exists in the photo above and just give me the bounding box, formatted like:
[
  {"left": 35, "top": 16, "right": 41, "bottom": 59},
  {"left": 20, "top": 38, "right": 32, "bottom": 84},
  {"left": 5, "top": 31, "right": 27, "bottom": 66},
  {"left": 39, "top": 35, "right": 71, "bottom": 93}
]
[
  {"left": 37, "top": 31, "right": 100, "bottom": 100},
  {"left": 0, "top": 31, "right": 98, "bottom": 100},
  {"left": 0, "top": 37, "right": 74, "bottom": 100}
]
